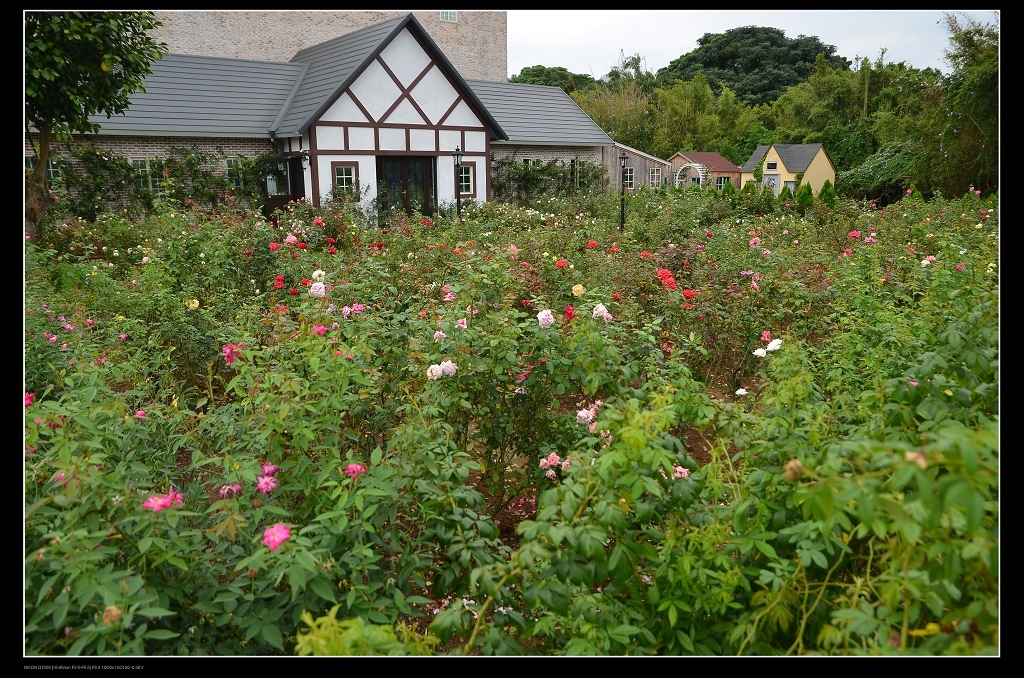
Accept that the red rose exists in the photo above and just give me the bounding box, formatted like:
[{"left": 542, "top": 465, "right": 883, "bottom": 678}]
[
  {"left": 586, "top": 240, "right": 598, "bottom": 249},
  {"left": 298, "top": 242, "right": 308, "bottom": 249},
  {"left": 682, "top": 289, "right": 695, "bottom": 299},
  {"left": 327, "top": 237, "right": 336, "bottom": 245},
  {"left": 289, "top": 288, "right": 298, "bottom": 295}
]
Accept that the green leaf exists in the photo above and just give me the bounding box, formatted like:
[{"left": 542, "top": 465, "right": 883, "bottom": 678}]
[
  {"left": 143, "top": 629, "right": 180, "bottom": 640},
  {"left": 755, "top": 540, "right": 778, "bottom": 559},
  {"left": 309, "top": 578, "right": 337, "bottom": 603},
  {"left": 260, "top": 623, "right": 284, "bottom": 650},
  {"left": 134, "top": 607, "right": 175, "bottom": 618}
]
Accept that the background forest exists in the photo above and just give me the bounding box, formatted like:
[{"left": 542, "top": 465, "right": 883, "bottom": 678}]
[{"left": 510, "top": 14, "right": 998, "bottom": 204}]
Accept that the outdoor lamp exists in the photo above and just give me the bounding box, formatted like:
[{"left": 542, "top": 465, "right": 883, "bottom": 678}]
[{"left": 619, "top": 151, "right": 629, "bottom": 230}]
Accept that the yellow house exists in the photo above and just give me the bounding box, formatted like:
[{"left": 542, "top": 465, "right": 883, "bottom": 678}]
[{"left": 739, "top": 143, "right": 836, "bottom": 196}]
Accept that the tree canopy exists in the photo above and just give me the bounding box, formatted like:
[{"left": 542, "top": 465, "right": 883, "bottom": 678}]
[
  {"left": 24, "top": 11, "right": 167, "bottom": 239},
  {"left": 509, "top": 65, "right": 597, "bottom": 94},
  {"left": 655, "top": 26, "right": 852, "bottom": 106}
]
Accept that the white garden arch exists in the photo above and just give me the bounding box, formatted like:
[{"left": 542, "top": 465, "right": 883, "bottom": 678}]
[{"left": 673, "top": 162, "right": 711, "bottom": 190}]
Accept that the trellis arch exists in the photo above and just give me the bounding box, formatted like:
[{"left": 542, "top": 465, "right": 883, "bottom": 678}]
[{"left": 673, "top": 162, "right": 711, "bottom": 190}]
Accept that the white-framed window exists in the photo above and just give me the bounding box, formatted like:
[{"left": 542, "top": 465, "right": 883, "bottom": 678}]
[
  {"left": 784, "top": 181, "right": 797, "bottom": 194},
  {"left": 440, "top": 11, "right": 458, "bottom": 22},
  {"left": 265, "top": 162, "right": 290, "bottom": 196},
  {"left": 522, "top": 158, "right": 541, "bottom": 167},
  {"left": 132, "top": 158, "right": 164, "bottom": 192},
  {"left": 649, "top": 167, "right": 662, "bottom": 188},
  {"left": 25, "top": 156, "right": 60, "bottom": 185},
  {"left": 458, "top": 162, "right": 476, "bottom": 198},
  {"left": 332, "top": 162, "right": 359, "bottom": 194},
  {"left": 716, "top": 176, "right": 732, "bottom": 191},
  {"left": 226, "top": 157, "right": 245, "bottom": 190},
  {"left": 766, "top": 161, "right": 778, "bottom": 170},
  {"left": 622, "top": 167, "right": 635, "bottom": 190}
]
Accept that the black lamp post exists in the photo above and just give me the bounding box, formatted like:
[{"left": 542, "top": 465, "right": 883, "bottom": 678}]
[
  {"left": 452, "top": 145, "right": 463, "bottom": 220},
  {"left": 619, "top": 151, "right": 629, "bottom": 231}
]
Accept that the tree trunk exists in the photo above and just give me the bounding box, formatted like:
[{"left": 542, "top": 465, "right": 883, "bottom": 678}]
[{"left": 24, "top": 122, "right": 54, "bottom": 244}]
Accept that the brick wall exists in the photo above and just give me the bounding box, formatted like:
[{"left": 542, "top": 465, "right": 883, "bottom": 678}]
[
  {"left": 491, "top": 145, "right": 605, "bottom": 166},
  {"left": 26, "top": 136, "right": 276, "bottom": 163},
  {"left": 151, "top": 11, "right": 508, "bottom": 82}
]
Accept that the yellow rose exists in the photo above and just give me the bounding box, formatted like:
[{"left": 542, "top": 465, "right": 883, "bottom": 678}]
[
  {"left": 572, "top": 284, "right": 585, "bottom": 296},
  {"left": 186, "top": 299, "right": 199, "bottom": 310}
]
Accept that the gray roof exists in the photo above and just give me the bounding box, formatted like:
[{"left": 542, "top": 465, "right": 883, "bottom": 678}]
[
  {"left": 741, "top": 144, "right": 829, "bottom": 173},
  {"left": 88, "top": 54, "right": 307, "bottom": 137},
  {"left": 89, "top": 13, "right": 507, "bottom": 142},
  {"left": 467, "top": 79, "right": 612, "bottom": 147},
  {"left": 740, "top": 145, "right": 771, "bottom": 173}
]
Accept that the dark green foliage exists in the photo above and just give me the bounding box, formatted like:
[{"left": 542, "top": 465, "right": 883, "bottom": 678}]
[
  {"left": 795, "top": 182, "right": 814, "bottom": 214},
  {"left": 24, "top": 11, "right": 168, "bottom": 238},
  {"left": 836, "top": 140, "right": 917, "bottom": 203},
  {"left": 656, "top": 26, "right": 852, "bottom": 106},
  {"left": 48, "top": 144, "right": 152, "bottom": 223},
  {"left": 490, "top": 157, "right": 607, "bottom": 206},
  {"left": 509, "top": 65, "right": 597, "bottom": 94},
  {"left": 817, "top": 179, "right": 838, "bottom": 207}
]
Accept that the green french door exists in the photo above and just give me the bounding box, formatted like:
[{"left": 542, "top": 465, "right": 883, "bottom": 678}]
[{"left": 378, "top": 157, "right": 436, "bottom": 217}]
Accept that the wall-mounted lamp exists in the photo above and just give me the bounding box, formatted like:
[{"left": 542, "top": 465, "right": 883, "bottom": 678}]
[{"left": 452, "top": 145, "right": 464, "bottom": 221}]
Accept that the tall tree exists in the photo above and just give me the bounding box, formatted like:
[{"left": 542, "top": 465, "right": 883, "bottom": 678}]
[
  {"left": 656, "top": 26, "right": 851, "bottom": 106},
  {"left": 509, "top": 65, "right": 597, "bottom": 94},
  {"left": 24, "top": 11, "right": 167, "bottom": 241},
  {"left": 929, "top": 12, "right": 999, "bottom": 195},
  {"left": 571, "top": 78, "right": 656, "bottom": 154}
]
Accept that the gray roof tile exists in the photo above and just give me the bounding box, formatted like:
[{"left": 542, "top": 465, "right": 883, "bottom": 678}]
[
  {"left": 467, "top": 79, "right": 612, "bottom": 146},
  {"left": 88, "top": 54, "right": 306, "bottom": 137},
  {"left": 740, "top": 144, "right": 831, "bottom": 173}
]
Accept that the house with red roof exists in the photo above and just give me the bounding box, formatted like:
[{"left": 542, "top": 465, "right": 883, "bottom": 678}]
[{"left": 666, "top": 151, "right": 742, "bottom": 191}]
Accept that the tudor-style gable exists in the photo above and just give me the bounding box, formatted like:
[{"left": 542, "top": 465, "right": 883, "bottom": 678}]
[{"left": 269, "top": 13, "right": 506, "bottom": 213}]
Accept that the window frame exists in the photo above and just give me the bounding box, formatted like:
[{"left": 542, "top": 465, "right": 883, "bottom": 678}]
[
  {"left": 622, "top": 166, "right": 635, "bottom": 190},
  {"left": 331, "top": 161, "right": 360, "bottom": 196},
  {"left": 131, "top": 158, "right": 164, "bottom": 193},
  {"left": 226, "top": 157, "right": 245, "bottom": 190},
  {"left": 440, "top": 11, "right": 458, "bottom": 23},
  {"left": 25, "top": 156, "right": 60, "bottom": 185},
  {"left": 716, "top": 176, "right": 732, "bottom": 191},
  {"left": 766, "top": 161, "right": 778, "bottom": 171},
  {"left": 649, "top": 167, "right": 662, "bottom": 188},
  {"left": 569, "top": 158, "right": 582, "bottom": 187},
  {"left": 458, "top": 161, "right": 477, "bottom": 199}
]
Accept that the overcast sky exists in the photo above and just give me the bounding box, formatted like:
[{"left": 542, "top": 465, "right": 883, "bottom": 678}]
[{"left": 507, "top": 10, "right": 999, "bottom": 81}]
